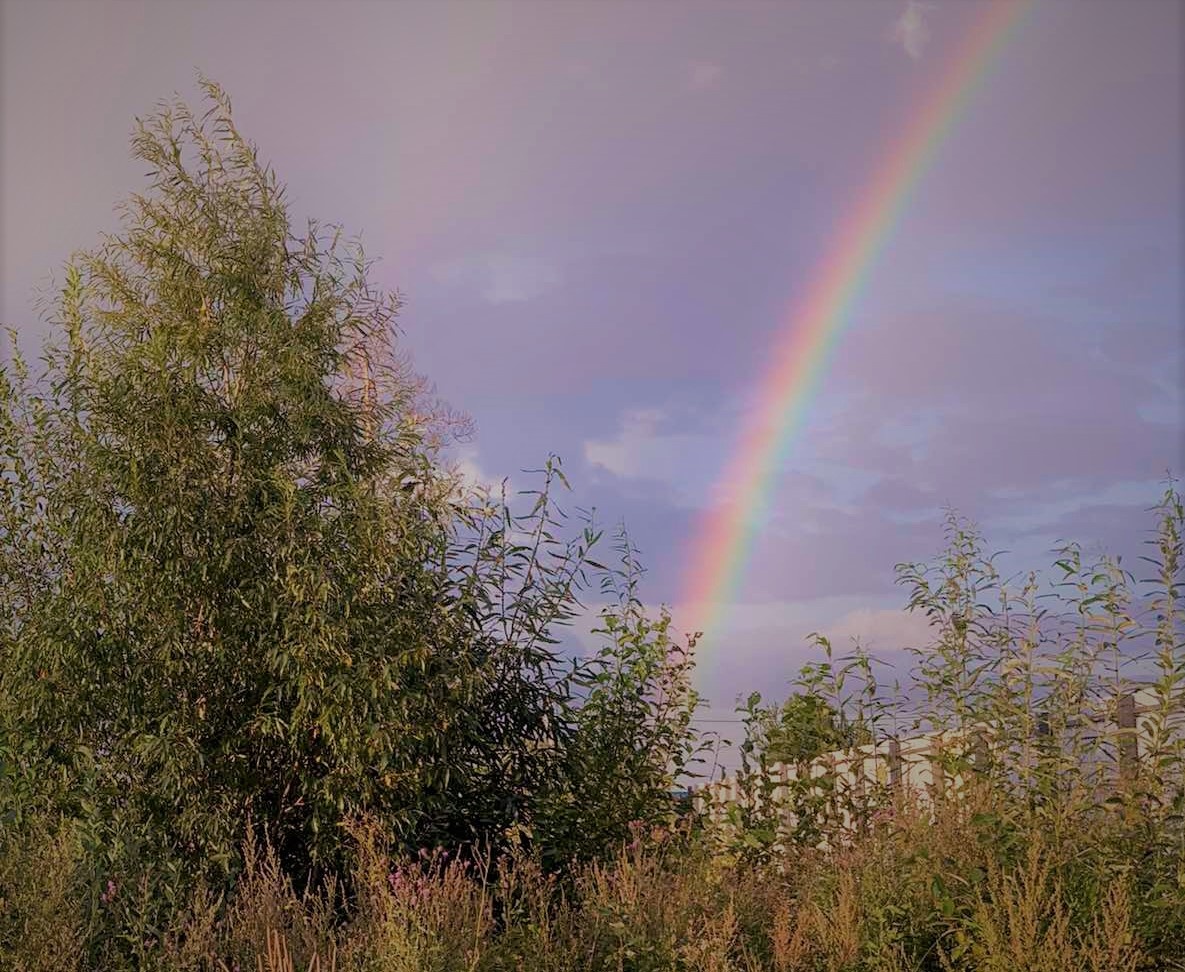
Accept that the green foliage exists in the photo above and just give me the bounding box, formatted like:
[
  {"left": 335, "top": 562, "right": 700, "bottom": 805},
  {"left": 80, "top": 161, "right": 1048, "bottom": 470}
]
[
  {"left": 724, "top": 636, "right": 883, "bottom": 860},
  {"left": 1, "top": 78, "right": 512, "bottom": 882},
  {"left": 748, "top": 690, "right": 867, "bottom": 767},
  {"left": 0, "top": 82, "right": 699, "bottom": 953},
  {"left": 536, "top": 529, "right": 704, "bottom": 865},
  {"left": 892, "top": 493, "right": 1185, "bottom": 815}
]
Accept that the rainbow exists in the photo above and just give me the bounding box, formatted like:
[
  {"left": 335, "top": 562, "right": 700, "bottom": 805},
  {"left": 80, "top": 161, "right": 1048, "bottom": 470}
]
[{"left": 681, "top": 0, "right": 1032, "bottom": 641}]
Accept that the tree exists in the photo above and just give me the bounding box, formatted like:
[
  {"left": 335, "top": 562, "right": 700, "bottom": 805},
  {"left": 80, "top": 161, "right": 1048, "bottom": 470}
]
[{"left": 0, "top": 81, "right": 603, "bottom": 895}]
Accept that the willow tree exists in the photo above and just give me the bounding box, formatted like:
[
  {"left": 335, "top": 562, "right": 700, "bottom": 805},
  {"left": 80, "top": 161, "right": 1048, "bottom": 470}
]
[{"left": 0, "top": 81, "right": 600, "bottom": 890}]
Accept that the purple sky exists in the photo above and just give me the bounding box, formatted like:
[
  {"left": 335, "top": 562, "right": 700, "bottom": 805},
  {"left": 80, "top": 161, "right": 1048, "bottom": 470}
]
[{"left": 2, "top": 0, "right": 1182, "bottom": 752}]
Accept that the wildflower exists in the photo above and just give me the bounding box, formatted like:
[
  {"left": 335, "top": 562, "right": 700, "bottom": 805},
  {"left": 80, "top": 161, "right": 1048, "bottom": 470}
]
[{"left": 100, "top": 879, "right": 118, "bottom": 905}]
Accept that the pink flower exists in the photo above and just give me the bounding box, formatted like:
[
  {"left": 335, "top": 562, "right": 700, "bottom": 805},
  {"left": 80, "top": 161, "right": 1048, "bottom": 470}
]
[{"left": 100, "top": 879, "right": 118, "bottom": 905}]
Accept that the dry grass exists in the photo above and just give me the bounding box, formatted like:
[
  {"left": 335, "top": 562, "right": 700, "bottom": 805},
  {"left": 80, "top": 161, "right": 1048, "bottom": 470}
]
[{"left": 1, "top": 795, "right": 1179, "bottom": 971}]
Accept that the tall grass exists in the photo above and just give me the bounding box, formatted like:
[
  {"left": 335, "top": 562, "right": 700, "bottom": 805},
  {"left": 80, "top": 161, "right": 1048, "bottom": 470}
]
[
  {"left": 0, "top": 797, "right": 1170, "bottom": 970},
  {"left": 1, "top": 489, "right": 1181, "bottom": 970}
]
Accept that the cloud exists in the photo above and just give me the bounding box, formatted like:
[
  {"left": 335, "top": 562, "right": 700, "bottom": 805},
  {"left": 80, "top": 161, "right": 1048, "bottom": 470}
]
[
  {"left": 583, "top": 407, "right": 720, "bottom": 502},
  {"left": 584, "top": 408, "right": 668, "bottom": 478},
  {"left": 446, "top": 445, "right": 519, "bottom": 504},
  {"left": 679, "top": 599, "right": 936, "bottom": 774},
  {"left": 450, "top": 445, "right": 495, "bottom": 491},
  {"left": 817, "top": 299, "right": 1178, "bottom": 493},
  {"left": 675, "top": 596, "right": 915, "bottom": 645},
  {"left": 980, "top": 478, "right": 1166, "bottom": 535},
  {"left": 664, "top": 593, "right": 934, "bottom": 707},
  {"left": 687, "top": 61, "right": 724, "bottom": 92},
  {"left": 483, "top": 256, "right": 560, "bottom": 303},
  {"left": 431, "top": 253, "right": 561, "bottom": 304},
  {"left": 891, "top": 1, "right": 935, "bottom": 61},
  {"left": 577, "top": 291, "right": 1177, "bottom": 634},
  {"left": 827, "top": 606, "right": 936, "bottom": 654}
]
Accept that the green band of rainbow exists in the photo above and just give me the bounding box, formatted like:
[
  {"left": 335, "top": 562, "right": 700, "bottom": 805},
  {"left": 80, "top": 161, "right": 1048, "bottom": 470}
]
[{"left": 682, "top": 0, "right": 1033, "bottom": 641}]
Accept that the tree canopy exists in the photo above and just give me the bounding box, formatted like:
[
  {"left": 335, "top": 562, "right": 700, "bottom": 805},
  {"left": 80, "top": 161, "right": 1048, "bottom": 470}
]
[{"left": 0, "top": 82, "right": 700, "bottom": 902}]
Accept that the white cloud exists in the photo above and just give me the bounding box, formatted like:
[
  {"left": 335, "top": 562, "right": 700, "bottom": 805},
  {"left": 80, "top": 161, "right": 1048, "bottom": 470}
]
[
  {"left": 662, "top": 595, "right": 930, "bottom": 725},
  {"left": 890, "top": 1, "right": 935, "bottom": 61},
  {"left": 451, "top": 445, "right": 494, "bottom": 490},
  {"left": 670, "top": 596, "right": 931, "bottom": 654},
  {"left": 687, "top": 61, "right": 724, "bottom": 92},
  {"left": 583, "top": 407, "right": 721, "bottom": 504},
  {"left": 483, "top": 255, "right": 560, "bottom": 304},
  {"left": 447, "top": 445, "right": 519, "bottom": 506},
  {"left": 584, "top": 407, "right": 668, "bottom": 478},
  {"left": 827, "top": 606, "right": 936, "bottom": 653},
  {"left": 982, "top": 478, "right": 1165, "bottom": 534},
  {"left": 431, "top": 253, "right": 561, "bottom": 305},
  {"left": 581, "top": 397, "right": 900, "bottom": 519}
]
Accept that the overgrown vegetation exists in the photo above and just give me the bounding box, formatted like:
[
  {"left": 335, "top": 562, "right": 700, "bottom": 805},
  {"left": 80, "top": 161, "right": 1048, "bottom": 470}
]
[{"left": 1, "top": 83, "right": 1181, "bottom": 970}]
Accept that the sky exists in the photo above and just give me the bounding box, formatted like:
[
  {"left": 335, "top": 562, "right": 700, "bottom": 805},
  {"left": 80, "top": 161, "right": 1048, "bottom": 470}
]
[{"left": 2, "top": 0, "right": 1182, "bottom": 760}]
